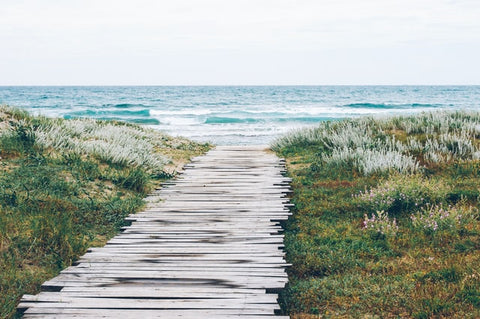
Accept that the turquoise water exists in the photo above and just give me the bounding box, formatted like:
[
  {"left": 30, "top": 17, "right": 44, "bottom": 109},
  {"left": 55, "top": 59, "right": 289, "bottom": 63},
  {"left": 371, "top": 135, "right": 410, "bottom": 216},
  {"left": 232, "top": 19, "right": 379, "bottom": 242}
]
[{"left": 1, "top": 86, "right": 479, "bottom": 145}]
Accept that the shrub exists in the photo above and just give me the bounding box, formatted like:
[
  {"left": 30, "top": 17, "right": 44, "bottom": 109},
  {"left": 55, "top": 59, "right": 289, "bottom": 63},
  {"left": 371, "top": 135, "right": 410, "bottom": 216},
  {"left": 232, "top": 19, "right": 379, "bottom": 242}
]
[
  {"left": 34, "top": 119, "right": 169, "bottom": 173},
  {"left": 323, "top": 147, "right": 420, "bottom": 175},
  {"left": 355, "top": 174, "right": 451, "bottom": 215}
]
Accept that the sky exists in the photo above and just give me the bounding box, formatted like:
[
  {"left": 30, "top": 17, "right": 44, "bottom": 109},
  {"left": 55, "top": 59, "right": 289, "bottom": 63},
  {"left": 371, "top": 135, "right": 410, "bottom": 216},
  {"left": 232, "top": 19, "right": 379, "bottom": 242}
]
[{"left": 1, "top": 0, "right": 480, "bottom": 85}]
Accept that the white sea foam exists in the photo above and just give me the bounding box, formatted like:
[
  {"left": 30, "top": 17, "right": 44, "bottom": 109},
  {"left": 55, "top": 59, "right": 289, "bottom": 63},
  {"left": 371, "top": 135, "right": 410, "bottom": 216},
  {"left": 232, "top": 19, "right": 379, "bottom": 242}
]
[
  {"left": 150, "top": 109, "right": 213, "bottom": 116},
  {"left": 159, "top": 117, "right": 204, "bottom": 125}
]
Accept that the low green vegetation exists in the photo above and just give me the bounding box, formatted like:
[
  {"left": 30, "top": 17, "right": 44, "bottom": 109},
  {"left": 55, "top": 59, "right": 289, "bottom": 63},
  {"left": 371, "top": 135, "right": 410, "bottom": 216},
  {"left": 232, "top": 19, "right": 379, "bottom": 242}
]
[
  {"left": 0, "top": 106, "right": 210, "bottom": 318},
  {"left": 272, "top": 111, "right": 480, "bottom": 318}
]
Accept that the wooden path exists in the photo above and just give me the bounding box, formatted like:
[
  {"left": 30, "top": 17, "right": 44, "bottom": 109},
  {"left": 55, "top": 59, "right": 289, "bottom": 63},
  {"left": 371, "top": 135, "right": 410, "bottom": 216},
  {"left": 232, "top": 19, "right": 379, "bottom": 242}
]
[{"left": 18, "top": 146, "right": 291, "bottom": 318}]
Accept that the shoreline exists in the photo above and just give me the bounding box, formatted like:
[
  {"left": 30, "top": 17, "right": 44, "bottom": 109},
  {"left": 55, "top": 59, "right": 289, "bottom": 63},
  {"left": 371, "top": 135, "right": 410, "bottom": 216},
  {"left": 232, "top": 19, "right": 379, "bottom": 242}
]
[{"left": 2, "top": 85, "right": 480, "bottom": 147}]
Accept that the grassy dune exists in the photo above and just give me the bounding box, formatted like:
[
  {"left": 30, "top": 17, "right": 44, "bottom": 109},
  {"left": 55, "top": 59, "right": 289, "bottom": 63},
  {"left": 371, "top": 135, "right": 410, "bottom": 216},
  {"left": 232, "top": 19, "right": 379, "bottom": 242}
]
[
  {"left": 273, "top": 111, "right": 480, "bottom": 318},
  {"left": 0, "top": 106, "right": 210, "bottom": 318}
]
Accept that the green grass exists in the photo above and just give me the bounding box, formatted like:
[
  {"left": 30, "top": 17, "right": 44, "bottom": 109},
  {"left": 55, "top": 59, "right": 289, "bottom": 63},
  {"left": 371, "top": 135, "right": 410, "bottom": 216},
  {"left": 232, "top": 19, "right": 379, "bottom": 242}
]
[
  {"left": 273, "top": 111, "right": 480, "bottom": 318},
  {"left": 0, "top": 106, "right": 210, "bottom": 318}
]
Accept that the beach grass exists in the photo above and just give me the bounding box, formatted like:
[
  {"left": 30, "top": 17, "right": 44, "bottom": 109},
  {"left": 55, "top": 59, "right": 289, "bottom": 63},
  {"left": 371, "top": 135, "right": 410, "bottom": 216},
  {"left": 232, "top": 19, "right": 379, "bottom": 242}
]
[
  {"left": 272, "top": 111, "right": 480, "bottom": 318},
  {"left": 0, "top": 106, "right": 210, "bottom": 318}
]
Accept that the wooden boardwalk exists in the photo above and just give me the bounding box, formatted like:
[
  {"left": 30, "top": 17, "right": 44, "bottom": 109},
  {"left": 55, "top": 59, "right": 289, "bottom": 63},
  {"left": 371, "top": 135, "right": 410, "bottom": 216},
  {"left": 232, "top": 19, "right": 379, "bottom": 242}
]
[{"left": 18, "top": 146, "right": 291, "bottom": 318}]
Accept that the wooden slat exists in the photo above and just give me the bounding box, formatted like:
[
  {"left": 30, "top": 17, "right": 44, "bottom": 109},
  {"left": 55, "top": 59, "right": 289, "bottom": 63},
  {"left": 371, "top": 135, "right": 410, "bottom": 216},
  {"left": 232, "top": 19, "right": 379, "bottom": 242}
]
[
  {"left": 18, "top": 145, "right": 291, "bottom": 318},
  {"left": 23, "top": 308, "right": 290, "bottom": 318}
]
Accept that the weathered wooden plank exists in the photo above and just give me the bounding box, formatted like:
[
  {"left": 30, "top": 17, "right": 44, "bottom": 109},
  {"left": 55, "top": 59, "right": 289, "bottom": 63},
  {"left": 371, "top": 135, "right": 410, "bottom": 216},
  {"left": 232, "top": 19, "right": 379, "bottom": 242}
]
[
  {"left": 19, "top": 300, "right": 280, "bottom": 311},
  {"left": 110, "top": 234, "right": 286, "bottom": 239},
  {"left": 23, "top": 308, "right": 288, "bottom": 318},
  {"left": 59, "top": 286, "right": 269, "bottom": 293},
  {"left": 23, "top": 315, "right": 288, "bottom": 319},
  {"left": 71, "top": 266, "right": 288, "bottom": 273},
  {"left": 42, "top": 281, "right": 287, "bottom": 292},
  {"left": 119, "top": 229, "right": 284, "bottom": 235},
  {"left": 25, "top": 291, "right": 279, "bottom": 301},
  {"left": 97, "top": 245, "right": 285, "bottom": 252},
  {"left": 57, "top": 268, "right": 287, "bottom": 276},
  {"left": 22, "top": 294, "right": 279, "bottom": 304},
  {"left": 23, "top": 315, "right": 289, "bottom": 319},
  {"left": 100, "top": 240, "right": 286, "bottom": 245},
  {"left": 75, "top": 254, "right": 287, "bottom": 261}
]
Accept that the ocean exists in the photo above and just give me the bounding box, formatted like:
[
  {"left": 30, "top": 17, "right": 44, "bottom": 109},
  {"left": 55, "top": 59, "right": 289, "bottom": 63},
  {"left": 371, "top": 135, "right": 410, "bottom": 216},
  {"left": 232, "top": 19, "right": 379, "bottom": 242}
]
[{"left": 1, "top": 86, "right": 479, "bottom": 145}]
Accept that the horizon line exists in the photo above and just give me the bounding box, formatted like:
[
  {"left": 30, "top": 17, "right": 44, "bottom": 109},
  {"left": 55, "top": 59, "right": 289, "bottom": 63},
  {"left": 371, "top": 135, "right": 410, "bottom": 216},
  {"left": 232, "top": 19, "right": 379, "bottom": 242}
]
[{"left": 1, "top": 84, "right": 480, "bottom": 87}]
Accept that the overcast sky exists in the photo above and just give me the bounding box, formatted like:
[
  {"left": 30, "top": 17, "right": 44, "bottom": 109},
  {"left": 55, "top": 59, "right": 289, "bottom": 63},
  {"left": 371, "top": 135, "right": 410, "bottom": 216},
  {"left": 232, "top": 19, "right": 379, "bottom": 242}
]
[{"left": 1, "top": 0, "right": 479, "bottom": 85}]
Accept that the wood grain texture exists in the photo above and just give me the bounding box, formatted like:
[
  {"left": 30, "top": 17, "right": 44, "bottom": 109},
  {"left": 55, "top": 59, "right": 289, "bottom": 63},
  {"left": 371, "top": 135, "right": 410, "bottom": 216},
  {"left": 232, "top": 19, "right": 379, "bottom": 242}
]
[{"left": 18, "top": 145, "right": 291, "bottom": 318}]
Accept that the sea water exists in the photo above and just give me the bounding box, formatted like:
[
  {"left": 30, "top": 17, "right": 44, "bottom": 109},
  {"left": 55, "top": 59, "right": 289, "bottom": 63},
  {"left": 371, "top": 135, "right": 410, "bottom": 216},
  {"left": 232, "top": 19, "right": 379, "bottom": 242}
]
[{"left": 0, "top": 86, "right": 479, "bottom": 145}]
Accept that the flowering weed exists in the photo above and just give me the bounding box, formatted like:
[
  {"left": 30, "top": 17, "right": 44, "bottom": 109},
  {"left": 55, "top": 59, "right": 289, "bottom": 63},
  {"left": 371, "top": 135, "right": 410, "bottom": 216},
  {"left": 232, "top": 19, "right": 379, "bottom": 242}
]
[
  {"left": 363, "top": 210, "right": 398, "bottom": 238},
  {"left": 411, "top": 203, "right": 478, "bottom": 234}
]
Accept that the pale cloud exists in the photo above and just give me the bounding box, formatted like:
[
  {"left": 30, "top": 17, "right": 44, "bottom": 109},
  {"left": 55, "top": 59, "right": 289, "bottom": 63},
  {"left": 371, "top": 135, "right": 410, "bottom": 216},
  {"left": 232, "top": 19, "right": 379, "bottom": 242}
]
[{"left": 0, "top": 0, "right": 479, "bottom": 84}]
